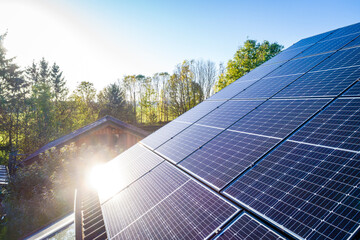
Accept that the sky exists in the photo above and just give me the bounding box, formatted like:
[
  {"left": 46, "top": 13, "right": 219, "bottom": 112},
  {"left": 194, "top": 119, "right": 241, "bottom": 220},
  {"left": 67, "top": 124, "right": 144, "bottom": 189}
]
[{"left": 0, "top": 0, "right": 360, "bottom": 91}]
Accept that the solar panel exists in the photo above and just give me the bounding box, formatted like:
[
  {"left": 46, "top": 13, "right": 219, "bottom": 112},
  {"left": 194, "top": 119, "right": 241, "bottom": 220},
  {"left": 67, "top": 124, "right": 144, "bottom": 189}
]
[
  {"left": 196, "top": 100, "right": 264, "bottom": 129},
  {"left": 235, "top": 63, "right": 282, "bottom": 82},
  {"left": 274, "top": 66, "right": 360, "bottom": 98},
  {"left": 92, "top": 23, "right": 360, "bottom": 240},
  {"left": 312, "top": 46, "right": 360, "bottom": 71},
  {"left": 207, "top": 80, "right": 258, "bottom": 100},
  {"left": 287, "top": 30, "right": 333, "bottom": 49},
  {"left": 290, "top": 98, "right": 360, "bottom": 151},
  {"left": 140, "top": 121, "right": 190, "bottom": 149},
  {"left": 229, "top": 99, "right": 330, "bottom": 138},
  {"left": 175, "top": 100, "right": 224, "bottom": 123},
  {"left": 224, "top": 141, "right": 360, "bottom": 240},
  {"left": 343, "top": 81, "right": 360, "bottom": 96},
  {"left": 266, "top": 53, "right": 331, "bottom": 78},
  {"left": 262, "top": 45, "right": 310, "bottom": 66},
  {"left": 234, "top": 74, "right": 302, "bottom": 99},
  {"left": 325, "top": 22, "right": 360, "bottom": 40},
  {"left": 155, "top": 124, "right": 223, "bottom": 163},
  {"left": 295, "top": 33, "right": 359, "bottom": 58},
  {"left": 215, "top": 213, "right": 285, "bottom": 240},
  {"left": 96, "top": 144, "right": 163, "bottom": 203},
  {"left": 180, "top": 131, "right": 280, "bottom": 190},
  {"left": 102, "top": 162, "right": 239, "bottom": 239},
  {"left": 344, "top": 35, "right": 360, "bottom": 49}
]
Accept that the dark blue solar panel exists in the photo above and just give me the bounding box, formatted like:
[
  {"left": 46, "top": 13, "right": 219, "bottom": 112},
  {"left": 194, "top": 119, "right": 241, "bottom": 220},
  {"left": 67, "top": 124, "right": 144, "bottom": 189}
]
[
  {"left": 296, "top": 33, "right": 359, "bottom": 58},
  {"left": 229, "top": 99, "right": 330, "bottom": 138},
  {"left": 175, "top": 100, "right": 224, "bottom": 123},
  {"left": 215, "top": 213, "right": 284, "bottom": 240},
  {"left": 266, "top": 53, "right": 331, "bottom": 77},
  {"left": 312, "top": 46, "right": 360, "bottom": 71},
  {"left": 290, "top": 98, "right": 360, "bottom": 151},
  {"left": 224, "top": 141, "right": 360, "bottom": 240},
  {"left": 207, "top": 80, "right": 258, "bottom": 100},
  {"left": 102, "top": 162, "right": 189, "bottom": 237},
  {"left": 97, "top": 144, "right": 163, "bottom": 203},
  {"left": 196, "top": 100, "right": 263, "bottom": 129},
  {"left": 156, "top": 124, "right": 223, "bottom": 163},
  {"left": 102, "top": 162, "right": 239, "bottom": 240},
  {"left": 236, "top": 63, "right": 282, "bottom": 81},
  {"left": 287, "top": 30, "right": 333, "bottom": 49},
  {"left": 326, "top": 22, "right": 360, "bottom": 40},
  {"left": 275, "top": 66, "right": 360, "bottom": 98},
  {"left": 263, "top": 45, "right": 309, "bottom": 65},
  {"left": 344, "top": 35, "right": 360, "bottom": 49},
  {"left": 343, "top": 81, "right": 360, "bottom": 96},
  {"left": 180, "top": 131, "right": 280, "bottom": 190},
  {"left": 234, "top": 74, "right": 302, "bottom": 99},
  {"left": 141, "top": 121, "right": 190, "bottom": 149}
]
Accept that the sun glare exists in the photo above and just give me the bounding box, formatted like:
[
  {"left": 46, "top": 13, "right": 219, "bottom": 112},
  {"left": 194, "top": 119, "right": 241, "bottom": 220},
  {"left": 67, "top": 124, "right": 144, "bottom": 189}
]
[{"left": 88, "top": 164, "right": 124, "bottom": 201}]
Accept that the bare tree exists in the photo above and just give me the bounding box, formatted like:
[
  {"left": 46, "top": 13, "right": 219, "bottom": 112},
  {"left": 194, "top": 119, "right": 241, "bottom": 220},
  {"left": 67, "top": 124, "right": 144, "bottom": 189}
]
[{"left": 191, "top": 59, "right": 217, "bottom": 100}]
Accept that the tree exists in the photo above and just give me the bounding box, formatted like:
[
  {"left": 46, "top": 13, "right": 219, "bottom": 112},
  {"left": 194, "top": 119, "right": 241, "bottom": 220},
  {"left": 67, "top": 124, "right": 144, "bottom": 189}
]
[
  {"left": 122, "top": 75, "right": 137, "bottom": 120},
  {"left": 98, "top": 82, "right": 134, "bottom": 122},
  {"left": 0, "top": 33, "right": 28, "bottom": 173},
  {"left": 215, "top": 40, "right": 283, "bottom": 92},
  {"left": 167, "top": 61, "right": 203, "bottom": 117},
  {"left": 191, "top": 59, "right": 217, "bottom": 100},
  {"left": 50, "top": 62, "right": 68, "bottom": 102},
  {"left": 39, "top": 57, "right": 50, "bottom": 84},
  {"left": 70, "top": 81, "right": 98, "bottom": 127}
]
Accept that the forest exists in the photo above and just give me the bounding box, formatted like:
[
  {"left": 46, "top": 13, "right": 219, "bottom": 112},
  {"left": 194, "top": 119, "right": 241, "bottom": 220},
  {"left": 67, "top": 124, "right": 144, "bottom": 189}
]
[{"left": 0, "top": 32, "right": 282, "bottom": 238}]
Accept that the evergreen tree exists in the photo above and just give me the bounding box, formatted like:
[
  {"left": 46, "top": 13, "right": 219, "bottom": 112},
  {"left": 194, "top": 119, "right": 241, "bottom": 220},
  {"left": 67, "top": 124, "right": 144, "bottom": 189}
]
[{"left": 50, "top": 62, "right": 68, "bottom": 101}]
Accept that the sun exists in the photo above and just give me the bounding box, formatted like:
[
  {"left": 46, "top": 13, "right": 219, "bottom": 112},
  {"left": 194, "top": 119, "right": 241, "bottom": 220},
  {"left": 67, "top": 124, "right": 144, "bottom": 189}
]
[{"left": 87, "top": 163, "right": 124, "bottom": 202}]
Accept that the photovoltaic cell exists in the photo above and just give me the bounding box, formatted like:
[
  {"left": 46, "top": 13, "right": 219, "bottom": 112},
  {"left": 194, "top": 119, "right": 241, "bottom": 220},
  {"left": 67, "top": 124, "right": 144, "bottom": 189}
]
[
  {"left": 102, "top": 162, "right": 239, "bottom": 240},
  {"left": 274, "top": 66, "right": 360, "bottom": 98},
  {"left": 266, "top": 53, "right": 331, "bottom": 78},
  {"left": 102, "top": 162, "right": 190, "bottom": 237},
  {"left": 235, "top": 63, "right": 282, "bottom": 82},
  {"left": 180, "top": 131, "right": 280, "bottom": 189},
  {"left": 196, "top": 100, "right": 263, "bottom": 129},
  {"left": 97, "top": 144, "right": 163, "bottom": 203},
  {"left": 290, "top": 98, "right": 360, "bottom": 151},
  {"left": 175, "top": 100, "right": 224, "bottom": 123},
  {"left": 263, "top": 45, "right": 309, "bottom": 65},
  {"left": 234, "top": 74, "right": 302, "bottom": 99},
  {"left": 344, "top": 35, "right": 360, "bottom": 49},
  {"left": 224, "top": 141, "right": 360, "bottom": 240},
  {"left": 326, "top": 22, "right": 360, "bottom": 40},
  {"left": 343, "top": 81, "right": 360, "bottom": 96},
  {"left": 156, "top": 124, "right": 223, "bottom": 163},
  {"left": 229, "top": 99, "right": 330, "bottom": 138},
  {"left": 312, "top": 46, "right": 360, "bottom": 71},
  {"left": 207, "top": 80, "right": 258, "bottom": 100},
  {"left": 296, "top": 33, "right": 359, "bottom": 58},
  {"left": 287, "top": 30, "right": 333, "bottom": 49},
  {"left": 140, "top": 121, "right": 190, "bottom": 149},
  {"left": 215, "top": 213, "right": 285, "bottom": 240}
]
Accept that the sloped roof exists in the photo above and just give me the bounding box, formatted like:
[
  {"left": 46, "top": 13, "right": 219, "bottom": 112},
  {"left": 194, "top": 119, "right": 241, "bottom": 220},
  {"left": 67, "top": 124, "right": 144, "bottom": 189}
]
[{"left": 23, "top": 116, "right": 149, "bottom": 163}]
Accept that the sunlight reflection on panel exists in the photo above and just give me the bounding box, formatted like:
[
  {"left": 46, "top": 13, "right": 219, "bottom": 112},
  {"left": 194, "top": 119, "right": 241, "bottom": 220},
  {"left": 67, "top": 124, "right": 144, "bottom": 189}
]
[{"left": 87, "top": 144, "right": 163, "bottom": 203}]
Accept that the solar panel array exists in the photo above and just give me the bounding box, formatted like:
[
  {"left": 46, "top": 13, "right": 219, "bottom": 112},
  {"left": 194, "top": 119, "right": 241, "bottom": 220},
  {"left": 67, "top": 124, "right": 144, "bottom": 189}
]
[{"left": 96, "top": 22, "right": 360, "bottom": 240}]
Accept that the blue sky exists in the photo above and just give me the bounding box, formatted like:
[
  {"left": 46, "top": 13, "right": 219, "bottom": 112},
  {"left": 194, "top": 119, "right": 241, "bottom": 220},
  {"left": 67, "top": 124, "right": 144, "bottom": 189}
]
[{"left": 1, "top": 0, "right": 360, "bottom": 90}]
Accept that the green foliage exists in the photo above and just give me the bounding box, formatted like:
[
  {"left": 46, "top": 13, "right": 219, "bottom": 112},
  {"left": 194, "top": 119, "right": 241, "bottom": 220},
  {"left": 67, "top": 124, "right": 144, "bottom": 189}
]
[
  {"left": 4, "top": 145, "right": 78, "bottom": 239},
  {"left": 3, "top": 142, "right": 123, "bottom": 239},
  {"left": 215, "top": 40, "right": 283, "bottom": 92},
  {"left": 70, "top": 81, "right": 98, "bottom": 127},
  {"left": 98, "top": 82, "right": 135, "bottom": 122}
]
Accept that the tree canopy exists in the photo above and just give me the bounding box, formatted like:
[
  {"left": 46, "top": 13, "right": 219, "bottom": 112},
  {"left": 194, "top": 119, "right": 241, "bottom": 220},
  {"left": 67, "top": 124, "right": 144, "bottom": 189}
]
[{"left": 215, "top": 40, "right": 283, "bottom": 92}]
